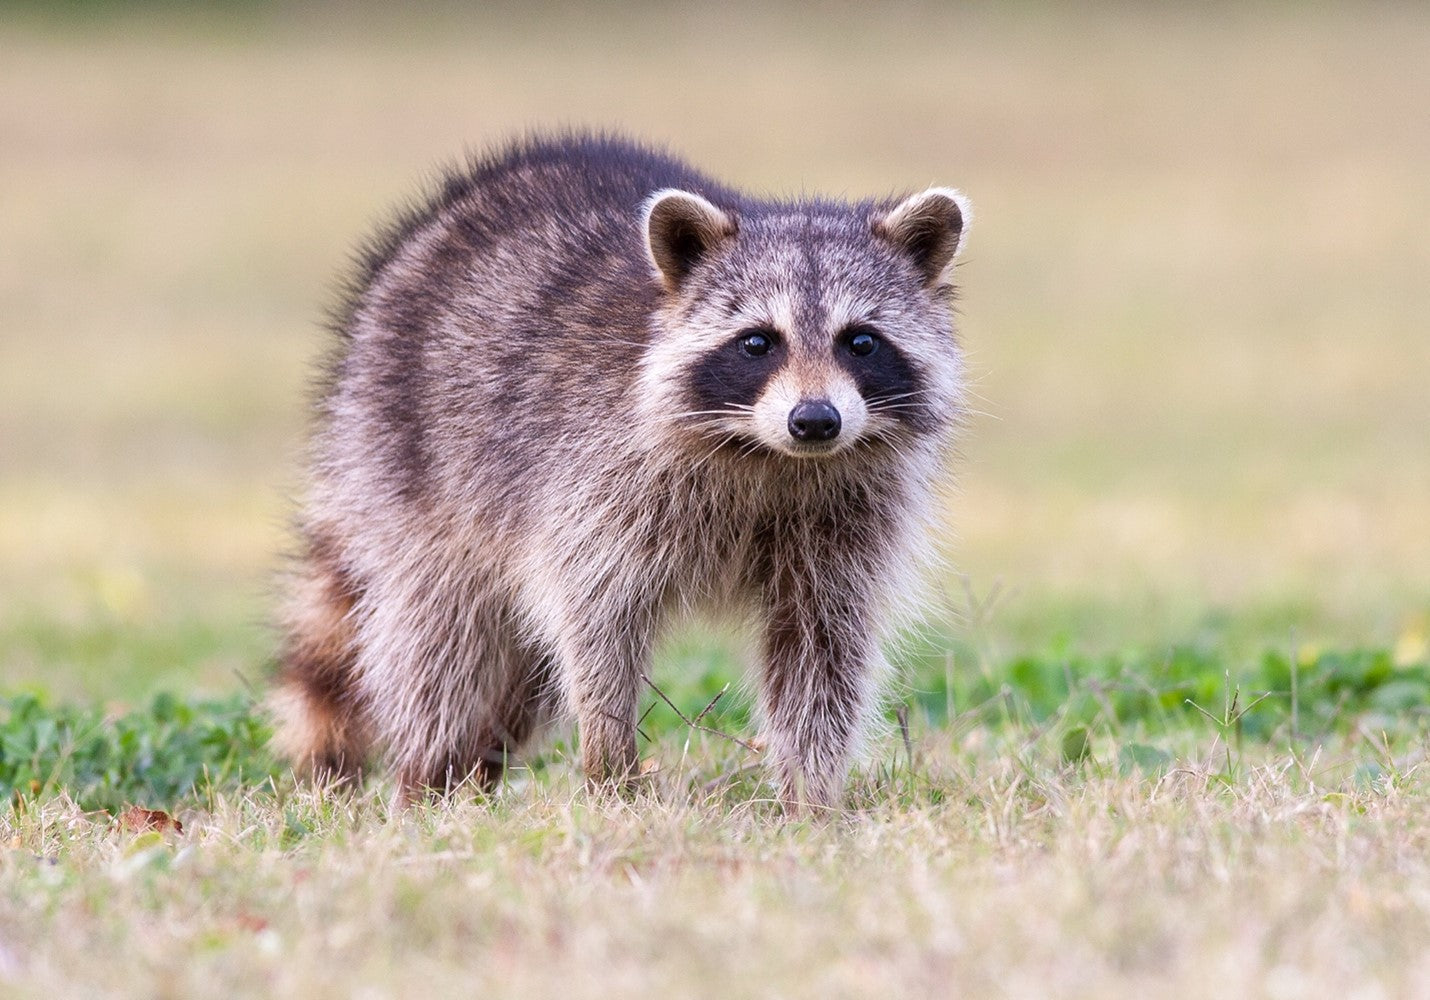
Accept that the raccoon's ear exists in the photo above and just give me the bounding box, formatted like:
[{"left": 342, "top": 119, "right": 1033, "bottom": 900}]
[
  {"left": 873, "top": 187, "right": 971, "bottom": 287},
  {"left": 643, "top": 189, "right": 738, "bottom": 292}
]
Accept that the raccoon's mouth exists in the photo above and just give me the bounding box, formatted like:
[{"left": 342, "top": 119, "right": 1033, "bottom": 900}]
[
  {"left": 780, "top": 439, "right": 846, "bottom": 459},
  {"left": 705, "top": 432, "right": 849, "bottom": 461}
]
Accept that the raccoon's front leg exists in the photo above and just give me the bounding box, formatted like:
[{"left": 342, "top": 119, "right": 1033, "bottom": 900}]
[
  {"left": 558, "top": 617, "right": 651, "bottom": 787},
  {"left": 759, "top": 578, "right": 881, "bottom": 811}
]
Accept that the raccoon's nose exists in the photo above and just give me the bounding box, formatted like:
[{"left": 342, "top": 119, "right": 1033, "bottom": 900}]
[{"left": 788, "top": 399, "right": 842, "bottom": 442}]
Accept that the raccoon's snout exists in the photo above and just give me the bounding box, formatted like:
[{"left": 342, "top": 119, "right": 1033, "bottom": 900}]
[{"left": 788, "top": 400, "right": 842, "bottom": 442}]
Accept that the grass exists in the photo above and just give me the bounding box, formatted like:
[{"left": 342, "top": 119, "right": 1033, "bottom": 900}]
[
  {"left": 7, "top": 715, "right": 1430, "bottom": 998},
  {"left": 3, "top": 2, "right": 1430, "bottom": 995},
  {"left": 6, "top": 640, "right": 1429, "bottom": 814}
]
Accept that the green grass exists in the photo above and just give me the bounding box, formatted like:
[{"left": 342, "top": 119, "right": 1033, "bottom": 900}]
[
  {"left": 7, "top": 641, "right": 1428, "bottom": 815},
  {"left": 1, "top": 692, "right": 274, "bottom": 815}
]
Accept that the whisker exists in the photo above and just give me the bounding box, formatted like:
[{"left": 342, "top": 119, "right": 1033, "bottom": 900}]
[
  {"left": 865, "top": 403, "right": 927, "bottom": 417},
  {"left": 871, "top": 388, "right": 936, "bottom": 402},
  {"left": 672, "top": 406, "right": 755, "bottom": 420},
  {"left": 689, "top": 430, "right": 743, "bottom": 475}
]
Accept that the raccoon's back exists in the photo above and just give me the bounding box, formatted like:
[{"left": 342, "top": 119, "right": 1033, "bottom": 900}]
[{"left": 314, "top": 134, "right": 736, "bottom": 518}]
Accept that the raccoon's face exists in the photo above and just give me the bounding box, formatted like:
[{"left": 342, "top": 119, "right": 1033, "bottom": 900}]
[{"left": 640, "top": 186, "right": 969, "bottom": 460}]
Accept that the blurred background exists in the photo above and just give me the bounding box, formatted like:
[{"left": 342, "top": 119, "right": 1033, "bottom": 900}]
[{"left": 2, "top": 2, "right": 1427, "bottom": 701}]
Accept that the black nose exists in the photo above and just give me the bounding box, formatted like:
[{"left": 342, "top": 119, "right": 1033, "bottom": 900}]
[{"left": 788, "top": 399, "right": 842, "bottom": 442}]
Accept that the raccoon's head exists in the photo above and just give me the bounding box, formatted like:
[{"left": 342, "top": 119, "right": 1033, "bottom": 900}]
[{"left": 639, "top": 186, "right": 969, "bottom": 460}]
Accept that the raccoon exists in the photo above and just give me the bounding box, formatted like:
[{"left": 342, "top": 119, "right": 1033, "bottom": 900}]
[{"left": 271, "top": 133, "right": 970, "bottom": 809}]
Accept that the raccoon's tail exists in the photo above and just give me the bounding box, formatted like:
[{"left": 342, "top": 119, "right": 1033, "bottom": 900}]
[{"left": 269, "top": 534, "right": 371, "bottom": 783}]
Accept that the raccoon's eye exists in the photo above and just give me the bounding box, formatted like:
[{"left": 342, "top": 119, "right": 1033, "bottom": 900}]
[
  {"left": 847, "top": 328, "right": 880, "bottom": 357},
  {"left": 738, "top": 330, "right": 776, "bottom": 358}
]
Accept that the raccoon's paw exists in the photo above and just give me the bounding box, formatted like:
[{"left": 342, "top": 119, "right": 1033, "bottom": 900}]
[
  {"left": 773, "top": 772, "right": 845, "bottom": 818},
  {"left": 578, "top": 714, "right": 641, "bottom": 794},
  {"left": 766, "top": 743, "right": 849, "bottom": 818},
  {"left": 393, "top": 758, "right": 505, "bottom": 809}
]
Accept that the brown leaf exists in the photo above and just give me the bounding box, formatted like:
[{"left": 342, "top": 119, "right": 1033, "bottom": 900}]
[
  {"left": 117, "top": 806, "right": 183, "bottom": 834},
  {"left": 235, "top": 913, "right": 269, "bottom": 933}
]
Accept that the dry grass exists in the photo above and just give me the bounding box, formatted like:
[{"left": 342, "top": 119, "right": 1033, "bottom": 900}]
[{"left": 5, "top": 733, "right": 1430, "bottom": 999}]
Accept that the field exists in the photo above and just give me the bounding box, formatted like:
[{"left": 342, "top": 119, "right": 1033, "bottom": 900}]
[{"left": 2, "top": 3, "right": 1429, "bottom": 997}]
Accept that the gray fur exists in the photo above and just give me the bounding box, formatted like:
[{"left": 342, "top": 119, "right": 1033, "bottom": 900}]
[{"left": 271, "top": 133, "right": 970, "bottom": 809}]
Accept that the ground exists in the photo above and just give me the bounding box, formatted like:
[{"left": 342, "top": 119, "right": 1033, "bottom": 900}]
[
  {"left": 1, "top": 4, "right": 1428, "bottom": 997},
  {"left": 9, "top": 736, "right": 1430, "bottom": 998}
]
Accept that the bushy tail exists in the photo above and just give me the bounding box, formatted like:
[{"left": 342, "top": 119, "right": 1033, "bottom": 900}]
[{"left": 269, "top": 536, "right": 371, "bottom": 782}]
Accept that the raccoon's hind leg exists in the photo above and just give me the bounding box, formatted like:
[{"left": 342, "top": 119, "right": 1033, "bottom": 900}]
[
  {"left": 356, "top": 579, "right": 560, "bottom": 805},
  {"left": 389, "top": 646, "right": 559, "bottom": 805},
  {"left": 270, "top": 535, "right": 372, "bottom": 783}
]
